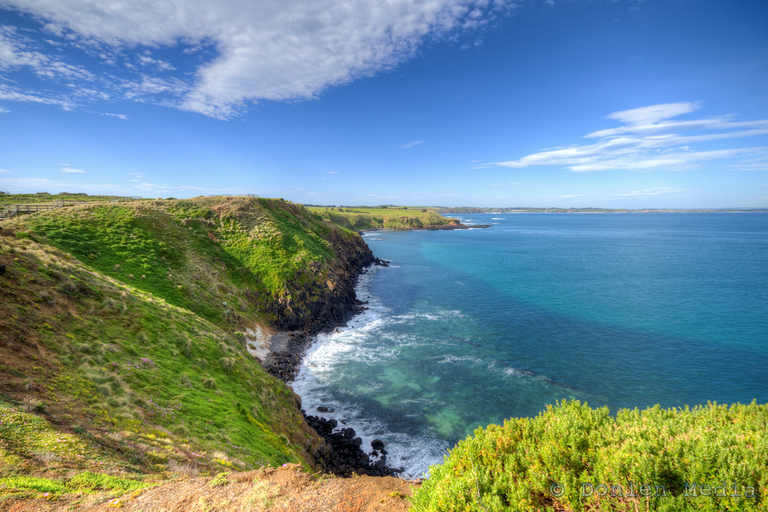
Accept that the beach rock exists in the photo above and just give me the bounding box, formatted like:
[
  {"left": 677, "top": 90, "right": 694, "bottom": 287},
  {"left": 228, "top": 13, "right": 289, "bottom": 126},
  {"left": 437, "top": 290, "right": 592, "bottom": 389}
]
[{"left": 304, "top": 414, "right": 396, "bottom": 477}]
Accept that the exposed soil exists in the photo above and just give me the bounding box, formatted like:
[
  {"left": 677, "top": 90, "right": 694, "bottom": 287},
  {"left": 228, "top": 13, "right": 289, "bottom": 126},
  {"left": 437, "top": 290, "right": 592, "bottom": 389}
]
[{"left": 2, "top": 464, "right": 420, "bottom": 512}]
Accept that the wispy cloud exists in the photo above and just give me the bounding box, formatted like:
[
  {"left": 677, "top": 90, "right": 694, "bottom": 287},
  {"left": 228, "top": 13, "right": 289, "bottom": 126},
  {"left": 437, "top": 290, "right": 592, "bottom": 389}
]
[
  {"left": 0, "top": 177, "right": 127, "bottom": 194},
  {"left": 0, "top": 106, "right": 8, "bottom": 113},
  {"left": 556, "top": 194, "right": 582, "bottom": 198},
  {"left": 401, "top": 140, "right": 426, "bottom": 149},
  {"left": 0, "top": 85, "right": 76, "bottom": 110},
  {"left": 61, "top": 167, "right": 86, "bottom": 173},
  {"left": 0, "top": 169, "right": 10, "bottom": 173},
  {"left": 615, "top": 187, "right": 687, "bottom": 197},
  {"left": 101, "top": 112, "right": 129, "bottom": 120},
  {"left": 489, "top": 102, "right": 768, "bottom": 172},
  {"left": 328, "top": 171, "right": 339, "bottom": 174},
  {"left": 1, "top": 0, "right": 515, "bottom": 118}
]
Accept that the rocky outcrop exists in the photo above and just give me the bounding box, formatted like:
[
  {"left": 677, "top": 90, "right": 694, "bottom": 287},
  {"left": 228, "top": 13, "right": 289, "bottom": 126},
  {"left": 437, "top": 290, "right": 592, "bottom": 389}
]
[
  {"left": 265, "top": 230, "right": 377, "bottom": 332},
  {"left": 259, "top": 227, "right": 396, "bottom": 477},
  {"left": 263, "top": 229, "right": 389, "bottom": 381},
  {"left": 305, "top": 415, "right": 397, "bottom": 477}
]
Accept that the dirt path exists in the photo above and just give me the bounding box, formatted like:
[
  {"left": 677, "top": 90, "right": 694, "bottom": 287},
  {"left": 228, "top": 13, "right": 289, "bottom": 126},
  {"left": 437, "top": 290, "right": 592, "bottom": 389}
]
[{"left": 3, "top": 465, "right": 421, "bottom": 512}]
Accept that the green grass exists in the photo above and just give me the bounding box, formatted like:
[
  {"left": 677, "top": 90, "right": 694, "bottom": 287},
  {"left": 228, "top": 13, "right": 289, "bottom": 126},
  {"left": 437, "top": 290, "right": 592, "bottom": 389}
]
[
  {"left": 0, "top": 471, "right": 153, "bottom": 498},
  {"left": 306, "top": 206, "right": 456, "bottom": 230},
  {"left": 16, "top": 197, "right": 356, "bottom": 328},
  {"left": 0, "top": 203, "right": 333, "bottom": 484},
  {"left": 0, "top": 403, "right": 91, "bottom": 466},
  {"left": 0, "top": 192, "right": 146, "bottom": 206},
  {"left": 412, "top": 400, "right": 768, "bottom": 511}
]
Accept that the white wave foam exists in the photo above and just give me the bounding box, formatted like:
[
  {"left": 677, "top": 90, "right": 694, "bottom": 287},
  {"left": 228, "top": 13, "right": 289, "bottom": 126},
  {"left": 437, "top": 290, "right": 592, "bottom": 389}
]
[{"left": 290, "top": 264, "right": 453, "bottom": 477}]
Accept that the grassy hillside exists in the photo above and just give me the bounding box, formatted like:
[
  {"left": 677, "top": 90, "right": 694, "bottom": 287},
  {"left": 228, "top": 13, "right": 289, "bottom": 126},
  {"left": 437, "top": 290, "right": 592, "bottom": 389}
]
[
  {"left": 0, "top": 197, "right": 369, "bottom": 505},
  {"left": 306, "top": 206, "right": 458, "bottom": 231},
  {"left": 0, "top": 192, "right": 145, "bottom": 206},
  {"left": 7, "top": 197, "right": 370, "bottom": 331}
]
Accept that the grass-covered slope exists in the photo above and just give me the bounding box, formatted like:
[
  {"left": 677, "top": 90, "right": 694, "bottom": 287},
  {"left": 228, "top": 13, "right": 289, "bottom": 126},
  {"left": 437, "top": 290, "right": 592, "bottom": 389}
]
[
  {"left": 412, "top": 400, "right": 768, "bottom": 511},
  {"left": 9, "top": 197, "right": 372, "bottom": 331},
  {"left": 0, "top": 197, "right": 373, "bottom": 504},
  {"left": 306, "top": 206, "right": 458, "bottom": 231}
]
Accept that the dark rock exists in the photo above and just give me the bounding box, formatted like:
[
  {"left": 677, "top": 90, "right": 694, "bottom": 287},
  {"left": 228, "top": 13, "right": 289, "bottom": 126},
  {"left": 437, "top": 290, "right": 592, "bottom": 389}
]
[
  {"left": 303, "top": 414, "right": 396, "bottom": 477},
  {"left": 256, "top": 230, "right": 397, "bottom": 477},
  {"left": 371, "top": 439, "right": 385, "bottom": 451},
  {"left": 0, "top": 264, "right": 5, "bottom": 276}
]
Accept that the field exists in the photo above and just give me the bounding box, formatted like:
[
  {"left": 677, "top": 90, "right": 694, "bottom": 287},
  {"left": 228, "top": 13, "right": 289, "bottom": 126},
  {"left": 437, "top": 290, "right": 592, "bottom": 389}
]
[{"left": 306, "top": 206, "right": 457, "bottom": 231}]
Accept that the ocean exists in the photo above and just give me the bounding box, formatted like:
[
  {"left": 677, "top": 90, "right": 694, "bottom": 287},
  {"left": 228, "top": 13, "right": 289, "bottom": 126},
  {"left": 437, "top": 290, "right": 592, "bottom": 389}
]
[{"left": 290, "top": 213, "right": 768, "bottom": 478}]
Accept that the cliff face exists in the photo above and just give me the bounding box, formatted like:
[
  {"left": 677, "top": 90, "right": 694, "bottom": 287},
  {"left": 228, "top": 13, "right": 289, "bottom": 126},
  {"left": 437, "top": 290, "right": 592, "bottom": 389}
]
[{"left": 266, "top": 228, "right": 376, "bottom": 331}]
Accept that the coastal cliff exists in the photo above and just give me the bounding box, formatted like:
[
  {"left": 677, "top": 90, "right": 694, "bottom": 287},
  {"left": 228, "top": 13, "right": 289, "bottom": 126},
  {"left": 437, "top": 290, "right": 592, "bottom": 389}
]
[
  {"left": 0, "top": 196, "right": 398, "bottom": 506},
  {"left": 2, "top": 196, "right": 767, "bottom": 511}
]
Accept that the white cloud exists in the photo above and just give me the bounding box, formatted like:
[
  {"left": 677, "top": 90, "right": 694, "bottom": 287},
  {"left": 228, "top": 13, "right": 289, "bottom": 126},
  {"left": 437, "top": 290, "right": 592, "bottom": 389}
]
[
  {"left": 0, "top": 25, "right": 93, "bottom": 81},
  {"left": 101, "top": 112, "right": 128, "bottom": 120},
  {"left": 0, "top": 168, "right": 9, "bottom": 173},
  {"left": 615, "top": 187, "right": 686, "bottom": 197},
  {"left": 1, "top": 0, "right": 514, "bottom": 118},
  {"left": 61, "top": 167, "right": 86, "bottom": 173},
  {"left": 138, "top": 54, "right": 175, "bottom": 71},
  {"left": 490, "top": 103, "right": 768, "bottom": 172},
  {"left": 328, "top": 171, "right": 339, "bottom": 174},
  {"left": 730, "top": 155, "right": 768, "bottom": 172},
  {"left": 0, "top": 106, "right": 8, "bottom": 113},
  {"left": 556, "top": 194, "right": 581, "bottom": 198},
  {"left": 0, "top": 85, "right": 76, "bottom": 110},
  {"left": 0, "top": 176, "right": 127, "bottom": 194},
  {"left": 401, "top": 140, "right": 426, "bottom": 149},
  {"left": 606, "top": 102, "right": 700, "bottom": 126}
]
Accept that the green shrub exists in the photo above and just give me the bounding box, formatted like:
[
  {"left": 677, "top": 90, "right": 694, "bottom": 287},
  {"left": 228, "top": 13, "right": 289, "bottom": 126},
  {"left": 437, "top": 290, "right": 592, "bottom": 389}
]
[
  {"left": 209, "top": 472, "right": 230, "bottom": 488},
  {"left": 412, "top": 400, "right": 768, "bottom": 512}
]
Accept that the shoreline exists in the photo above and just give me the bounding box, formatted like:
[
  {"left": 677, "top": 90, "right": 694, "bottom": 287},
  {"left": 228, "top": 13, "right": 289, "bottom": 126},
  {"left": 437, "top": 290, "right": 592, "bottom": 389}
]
[
  {"left": 261, "top": 259, "right": 399, "bottom": 477},
  {"left": 359, "top": 222, "right": 492, "bottom": 234}
]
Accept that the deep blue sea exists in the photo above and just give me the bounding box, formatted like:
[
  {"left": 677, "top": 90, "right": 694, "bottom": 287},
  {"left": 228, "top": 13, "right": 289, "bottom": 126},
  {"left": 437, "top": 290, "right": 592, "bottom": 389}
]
[{"left": 291, "top": 213, "right": 768, "bottom": 477}]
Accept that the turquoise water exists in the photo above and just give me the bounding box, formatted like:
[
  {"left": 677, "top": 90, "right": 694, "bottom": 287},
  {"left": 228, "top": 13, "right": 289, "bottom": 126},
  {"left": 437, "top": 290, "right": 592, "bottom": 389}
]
[{"left": 292, "top": 213, "right": 768, "bottom": 477}]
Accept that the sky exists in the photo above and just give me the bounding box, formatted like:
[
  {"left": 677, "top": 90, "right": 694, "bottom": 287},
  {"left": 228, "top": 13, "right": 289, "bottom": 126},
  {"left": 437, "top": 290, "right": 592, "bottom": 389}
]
[{"left": 1, "top": 0, "right": 767, "bottom": 208}]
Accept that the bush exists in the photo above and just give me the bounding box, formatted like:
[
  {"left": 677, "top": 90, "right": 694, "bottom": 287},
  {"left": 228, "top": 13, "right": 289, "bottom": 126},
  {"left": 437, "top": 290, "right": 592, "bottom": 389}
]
[{"left": 411, "top": 400, "right": 768, "bottom": 512}]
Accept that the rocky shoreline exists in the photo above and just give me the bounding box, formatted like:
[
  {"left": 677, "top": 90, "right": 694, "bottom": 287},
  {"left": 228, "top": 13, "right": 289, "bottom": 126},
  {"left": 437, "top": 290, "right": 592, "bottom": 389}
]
[{"left": 261, "top": 233, "right": 396, "bottom": 477}]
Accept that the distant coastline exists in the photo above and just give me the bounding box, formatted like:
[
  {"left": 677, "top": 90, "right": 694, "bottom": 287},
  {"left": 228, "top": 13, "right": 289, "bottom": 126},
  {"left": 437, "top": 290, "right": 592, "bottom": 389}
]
[{"left": 430, "top": 207, "right": 768, "bottom": 214}]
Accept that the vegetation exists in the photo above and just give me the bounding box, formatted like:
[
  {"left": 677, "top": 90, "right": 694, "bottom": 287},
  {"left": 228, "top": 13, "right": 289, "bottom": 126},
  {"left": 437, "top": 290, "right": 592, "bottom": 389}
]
[
  {"left": 306, "top": 206, "right": 457, "bottom": 230},
  {"left": 412, "top": 400, "right": 767, "bottom": 511},
  {"left": 0, "top": 196, "right": 353, "bottom": 505},
  {"left": 0, "top": 192, "right": 146, "bottom": 206},
  {"left": 3, "top": 194, "right": 765, "bottom": 511},
  {"left": 11, "top": 197, "right": 354, "bottom": 328}
]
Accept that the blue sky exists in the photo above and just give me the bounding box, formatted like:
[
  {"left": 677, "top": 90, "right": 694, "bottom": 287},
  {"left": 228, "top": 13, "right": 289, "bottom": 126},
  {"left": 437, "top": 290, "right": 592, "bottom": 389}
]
[{"left": 1, "top": 0, "right": 767, "bottom": 208}]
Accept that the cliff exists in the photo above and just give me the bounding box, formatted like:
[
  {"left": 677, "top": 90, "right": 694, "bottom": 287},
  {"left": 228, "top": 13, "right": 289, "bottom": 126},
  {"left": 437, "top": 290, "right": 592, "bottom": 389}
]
[{"left": 0, "top": 196, "right": 389, "bottom": 504}]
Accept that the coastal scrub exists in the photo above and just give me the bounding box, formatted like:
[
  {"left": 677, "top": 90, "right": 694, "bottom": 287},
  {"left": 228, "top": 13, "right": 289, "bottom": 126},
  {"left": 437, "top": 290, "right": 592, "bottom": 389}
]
[{"left": 411, "top": 400, "right": 768, "bottom": 511}]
